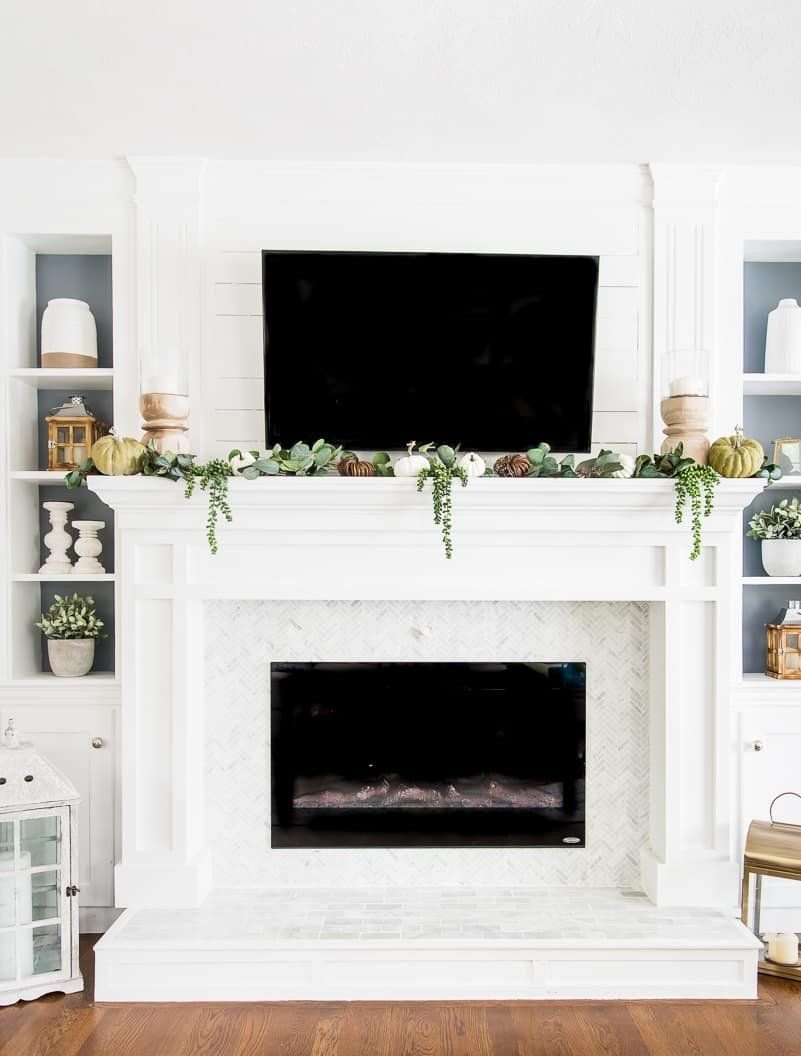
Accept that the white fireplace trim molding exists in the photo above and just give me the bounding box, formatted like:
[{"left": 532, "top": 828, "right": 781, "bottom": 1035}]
[{"left": 89, "top": 475, "right": 763, "bottom": 910}]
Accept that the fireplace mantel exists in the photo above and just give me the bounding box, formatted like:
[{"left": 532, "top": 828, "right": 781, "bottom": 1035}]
[{"left": 88, "top": 474, "right": 763, "bottom": 913}]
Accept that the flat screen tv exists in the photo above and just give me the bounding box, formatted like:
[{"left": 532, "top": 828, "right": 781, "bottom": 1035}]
[{"left": 263, "top": 251, "right": 598, "bottom": 452}]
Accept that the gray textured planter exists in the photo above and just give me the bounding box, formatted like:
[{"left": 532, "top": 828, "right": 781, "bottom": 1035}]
[{"left": 47, "top": 638, "right": 95, "bottom": 677}]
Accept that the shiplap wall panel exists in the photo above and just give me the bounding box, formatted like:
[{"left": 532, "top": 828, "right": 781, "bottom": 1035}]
[{"left": 204, "top": 249, "right": 645, "bottom": 458}]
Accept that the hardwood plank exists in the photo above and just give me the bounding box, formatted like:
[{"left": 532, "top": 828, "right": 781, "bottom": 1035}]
[
  {"left": 337, "top": 1001, "right": 396, "bottom": 1055},
  {"left": 570, "top": 1004, "right": 650, "bottom": 1056},
  {"left": 629, "top": 1004, "right": 735, "bottom": 1056},
  {"left": 440, "top": 1005, "right": 493, "bottom": 1056},
  {"left": 391, "top": 1004, "right": 444, "bottom": 1056}
]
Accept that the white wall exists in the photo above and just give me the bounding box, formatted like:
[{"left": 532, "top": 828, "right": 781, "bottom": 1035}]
[
  {"left": 201, "top": 163, "right": 652, "bottom": 457},
  {"left": 0, "top": 1, "right": 799, "bottom": 165}
]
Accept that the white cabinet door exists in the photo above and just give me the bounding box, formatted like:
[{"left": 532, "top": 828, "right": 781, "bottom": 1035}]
[
  {"left": 0, "top": 704, "right": 116, "bottom": 907},
  {"left": 739, "top": 707, "right": 801, "bottom": 930}
]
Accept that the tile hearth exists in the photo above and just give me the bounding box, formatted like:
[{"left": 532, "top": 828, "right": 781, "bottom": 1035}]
[{"left": 94, "top": 887, "right": 760, "bottom": 1001}]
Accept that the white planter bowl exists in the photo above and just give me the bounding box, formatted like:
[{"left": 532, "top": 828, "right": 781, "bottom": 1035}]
[
  {"left": 47, "top": 638, "right": 95, "bottom": 677},
  {"left": 761, "top": 539, "right": 801, "bottom": 577}
]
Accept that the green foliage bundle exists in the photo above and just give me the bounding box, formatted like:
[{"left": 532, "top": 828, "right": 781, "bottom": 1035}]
[
  {"left": 747, "top": 498, "right": 801, "bottom": 540},
  {"left": 36, "top": 593, "right": 105, "bottom": 640},
  {"left": 416, "top": 445, "right": 468, "bottom": 559}
]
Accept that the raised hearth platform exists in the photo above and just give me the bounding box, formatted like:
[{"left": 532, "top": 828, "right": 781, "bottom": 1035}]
[{"left": 94, "top": 887, "right": 760, "bottom": 1001}]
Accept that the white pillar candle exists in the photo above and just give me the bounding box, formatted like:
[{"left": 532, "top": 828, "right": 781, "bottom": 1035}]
[
  {"left": 669, "top": 376, "right": 708, "bottom": 397},
  {"left": 143, "top": 374, "right": 186, "bottom": 396},
  {"left": 769, "top": 931, "right": 799, "bottom": 965},
  {"left": 0, "top": 850, "right": 33, "bottom": 981}
]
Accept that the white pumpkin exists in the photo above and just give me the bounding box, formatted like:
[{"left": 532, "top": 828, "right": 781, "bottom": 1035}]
[
  {"left": 611, "top": 453, "right": 636, "bottom": 479},
  {"left": 394, "top": 442, "right": 431, "bottom": 478},
  {"left": 458, "top": 451, "right": 486, "bottom": 477},
  {"left": 229, "top": 450, "right": 257, "bottom": 476}
]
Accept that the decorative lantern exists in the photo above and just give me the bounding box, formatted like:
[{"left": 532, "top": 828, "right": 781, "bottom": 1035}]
[
  {"left": 741, "top": 793, "right": 801, "bottom": 982},
  {"left": 45, "top": 395, "right": 107, "bottom": 471},
  {"left": 0, "top": 720, "right": 82, "bottom": 1004},
  {"left": 766, "top": 611, "right": 801, "bottom": 679}
]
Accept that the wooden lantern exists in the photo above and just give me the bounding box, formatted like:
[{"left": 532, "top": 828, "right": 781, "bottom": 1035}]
[
  {"left": 45, "top": 396, "right": 107, "bottom": 471},
  {"left": 766, "top": 623, "right": 801, "bottom": 680},
  {"left": 742, "top": 793, "right": 801, "bottom": 982}
]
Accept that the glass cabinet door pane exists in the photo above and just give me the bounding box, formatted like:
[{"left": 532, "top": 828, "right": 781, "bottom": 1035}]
[
  {"left": 0, "top": 822, "right": 12, "bottom": 857},
  {"left": 72, "top": 445, "right": 86, "bottom": 463},
  {"left": 72, "top": 427, "right": 85, "bottom": 443},
  {"left": 20, "top": 816, "right": 60, "bottom": 868},
  {"left": 0, "top": 875, "right": 13, "bottom": 928},
  {"left": 32, "top": 924, "right": 61, "bottom": 975},
  {"left": 56, "top": 427, "right": 69, "bottom": 444},
  {"left": 56, "top": 446, "right": 69, "bottom": 464},
  {"left": 31, "top": 871, "right": 59, "bottom": 922}
]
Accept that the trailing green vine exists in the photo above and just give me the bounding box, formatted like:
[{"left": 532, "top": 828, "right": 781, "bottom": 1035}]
[
  {"left": 416, "top": 445, "right": 468, "bottom": 559},
  {"left": 673, "top": 462, "right": 719, "bottom": 560},
  {"left": 184, "top": 458, "right": 232, "bottom": 554}
]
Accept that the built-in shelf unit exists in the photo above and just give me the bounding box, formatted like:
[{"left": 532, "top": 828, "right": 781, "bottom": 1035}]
[
  {"left": 742, "top": 245, "right": 801, "bottom": 683},
  {"left": 1, "top": 235, "right": 119, "bottom": 686}
]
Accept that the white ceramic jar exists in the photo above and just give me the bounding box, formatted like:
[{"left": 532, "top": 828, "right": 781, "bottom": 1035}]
[
  {"left": 41, "top": 298, "right": 98, "bottom": 368},
  {"left": 765, "top": 298, "right": 801, "bottom": 374},
  {"left": 761, "top": 539, "right": 801, "bottom": 577}
]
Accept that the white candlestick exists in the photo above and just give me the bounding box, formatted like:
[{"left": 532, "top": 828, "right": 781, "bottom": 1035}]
[
  {"left": 39, "top": 501, "right": 75, "bottom": 575},
  {"left": 669, "top": 376, "right": 707, "bottom": 397},
  {"left": 71, "top": 520, "right": 106, "bottom": 574}
]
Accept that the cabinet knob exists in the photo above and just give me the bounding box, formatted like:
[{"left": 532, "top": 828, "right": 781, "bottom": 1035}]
[
  {"left": 91, "top": 737, "right": 104, "bottom": 749},
  {"left": 752, "top": 739, "right": 764, "bottom": 752}
]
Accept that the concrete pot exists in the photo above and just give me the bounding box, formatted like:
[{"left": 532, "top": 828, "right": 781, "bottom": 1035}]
[
  {"left": 761, "top": 539, "right": 801, "bottom": 577},
  {"left": 47, "top": 638, "right": 95, "bottom": 677}
]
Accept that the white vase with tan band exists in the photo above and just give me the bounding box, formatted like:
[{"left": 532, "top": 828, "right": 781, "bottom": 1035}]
[{"left": 41, "top": 299, "right": 98, "bottom": 369}]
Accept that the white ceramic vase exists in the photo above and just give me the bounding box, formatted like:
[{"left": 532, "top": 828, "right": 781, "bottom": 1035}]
[
  {"left": 41, "top": 298, "right": 98, "bottom": 368},
  {"left": 761, "top": 539, "right": 801, "bottom": 577},
  {"left": 47, "top": 638, "right": 95, "bottom": 678},
  {"left": 765, "top": 299, "right": 801, "bottom": 374}
]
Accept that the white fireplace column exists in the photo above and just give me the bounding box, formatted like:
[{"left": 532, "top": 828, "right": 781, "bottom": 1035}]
[{"left": 93, "top": 476, "right": 761, "bottom": 910}]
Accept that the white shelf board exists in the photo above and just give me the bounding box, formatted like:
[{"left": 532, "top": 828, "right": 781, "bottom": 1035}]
[
  {"left": 8, "top": 367, "right": 113, "bottom": 391},
  {"left": 766, "top": 476, "right": 801, "bottom": 489},
  {"left": 743, "top": 373, "right": 801, "bottom": 396},
  {"left": 10, "top": 470, "right": 71, "bottom": 484},
  {"left": 743, "top": 576, "right": 801, "bottom": 585},
  {"left": 12, "top": 573, "right": 115, "bottom": 583},
  {"left": 741, "top": 673, "right": 801, "bottom": 690}
]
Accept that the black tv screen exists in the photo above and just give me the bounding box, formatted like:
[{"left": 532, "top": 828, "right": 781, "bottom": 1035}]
[{"left": 263, "top": 251, "right": 598, "bottom": 452}]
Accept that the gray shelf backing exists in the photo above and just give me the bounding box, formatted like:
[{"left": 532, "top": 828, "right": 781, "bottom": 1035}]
[
  {"left": 35, "top": 254, "right": 113, "bottom": 369},
  {"left": 744, "top": 261, "right": 801, "bottom": 374}
]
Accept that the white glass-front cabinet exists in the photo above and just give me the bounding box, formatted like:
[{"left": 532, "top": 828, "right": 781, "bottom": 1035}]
[{"left": 0, "top": 732, "right": 82, "bottom": 1003}]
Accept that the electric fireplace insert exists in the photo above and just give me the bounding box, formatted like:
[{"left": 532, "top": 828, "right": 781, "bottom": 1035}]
[{"left": 270, "top": 661, "right": 585, "bottom": 849}]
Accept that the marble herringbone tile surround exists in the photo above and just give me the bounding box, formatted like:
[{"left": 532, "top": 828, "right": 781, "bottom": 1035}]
[{"left": 205, "top": 600, "right": 648, "bottom": 890}]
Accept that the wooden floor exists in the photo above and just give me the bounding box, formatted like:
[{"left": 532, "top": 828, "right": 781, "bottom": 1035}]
[{"left": 1, "top": 937, "right": 801, "bottom": 1055}]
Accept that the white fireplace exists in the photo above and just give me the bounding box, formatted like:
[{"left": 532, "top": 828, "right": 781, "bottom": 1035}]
[{"left": 90, "top": 474, "right": 762, "bottom": 999}]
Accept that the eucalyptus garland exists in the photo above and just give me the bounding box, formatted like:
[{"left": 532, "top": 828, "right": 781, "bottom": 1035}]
[
  {"left": 416, "top": 446, "right": 468, "bottom": 559},
  {"left": 674, "top": 462, "right": 719, "bottom": 561}
]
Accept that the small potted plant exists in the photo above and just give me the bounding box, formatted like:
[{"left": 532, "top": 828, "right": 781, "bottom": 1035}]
[
  {"left": 747, "top": 498, "right": 801, "bottom": 577},
  {"left": 36, "top": 593, "right": 105, "bottom": 677}
]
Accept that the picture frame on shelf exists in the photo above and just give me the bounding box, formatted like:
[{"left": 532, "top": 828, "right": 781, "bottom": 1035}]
[{"left": 773, "top": 438, "right": 801, "bottom": 477}]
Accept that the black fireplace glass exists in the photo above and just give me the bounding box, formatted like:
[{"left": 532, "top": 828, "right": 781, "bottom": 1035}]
[{"left": 270, "top": 661, "right": 585, "bottom": 849}]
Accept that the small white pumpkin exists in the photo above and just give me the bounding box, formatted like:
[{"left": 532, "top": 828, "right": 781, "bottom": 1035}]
[
  {"left": 394, "top": 441, "right": 431, "bottom": 478},
  {"left": 229, "top": 450, "right": 257, "bottom": 476},
  {"left": 611, "top": 453, "right": 636, "bottom": 479},
  {"left": 458, "top": 451, "right": 486, "bottom": 477}
]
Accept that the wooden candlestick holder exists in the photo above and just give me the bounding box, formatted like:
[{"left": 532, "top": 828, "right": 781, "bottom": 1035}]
[
  {"left": 140, "top": 392, "right": 191, "bottom": 455},
  {"left": 660, "top": 395, "right": 710, "bottom": 464}
]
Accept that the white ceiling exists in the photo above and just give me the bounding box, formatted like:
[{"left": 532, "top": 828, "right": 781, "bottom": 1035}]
[{"left": 1, "top": 0, "right": 798, "bottom": 163}]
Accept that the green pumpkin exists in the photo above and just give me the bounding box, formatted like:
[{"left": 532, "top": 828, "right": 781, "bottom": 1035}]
[
  {"left": 91, "top": 431, "right": 146, "bottom": 476},
  {"left": 708, "top": 426, "right": 763, "bottom": 478}
]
